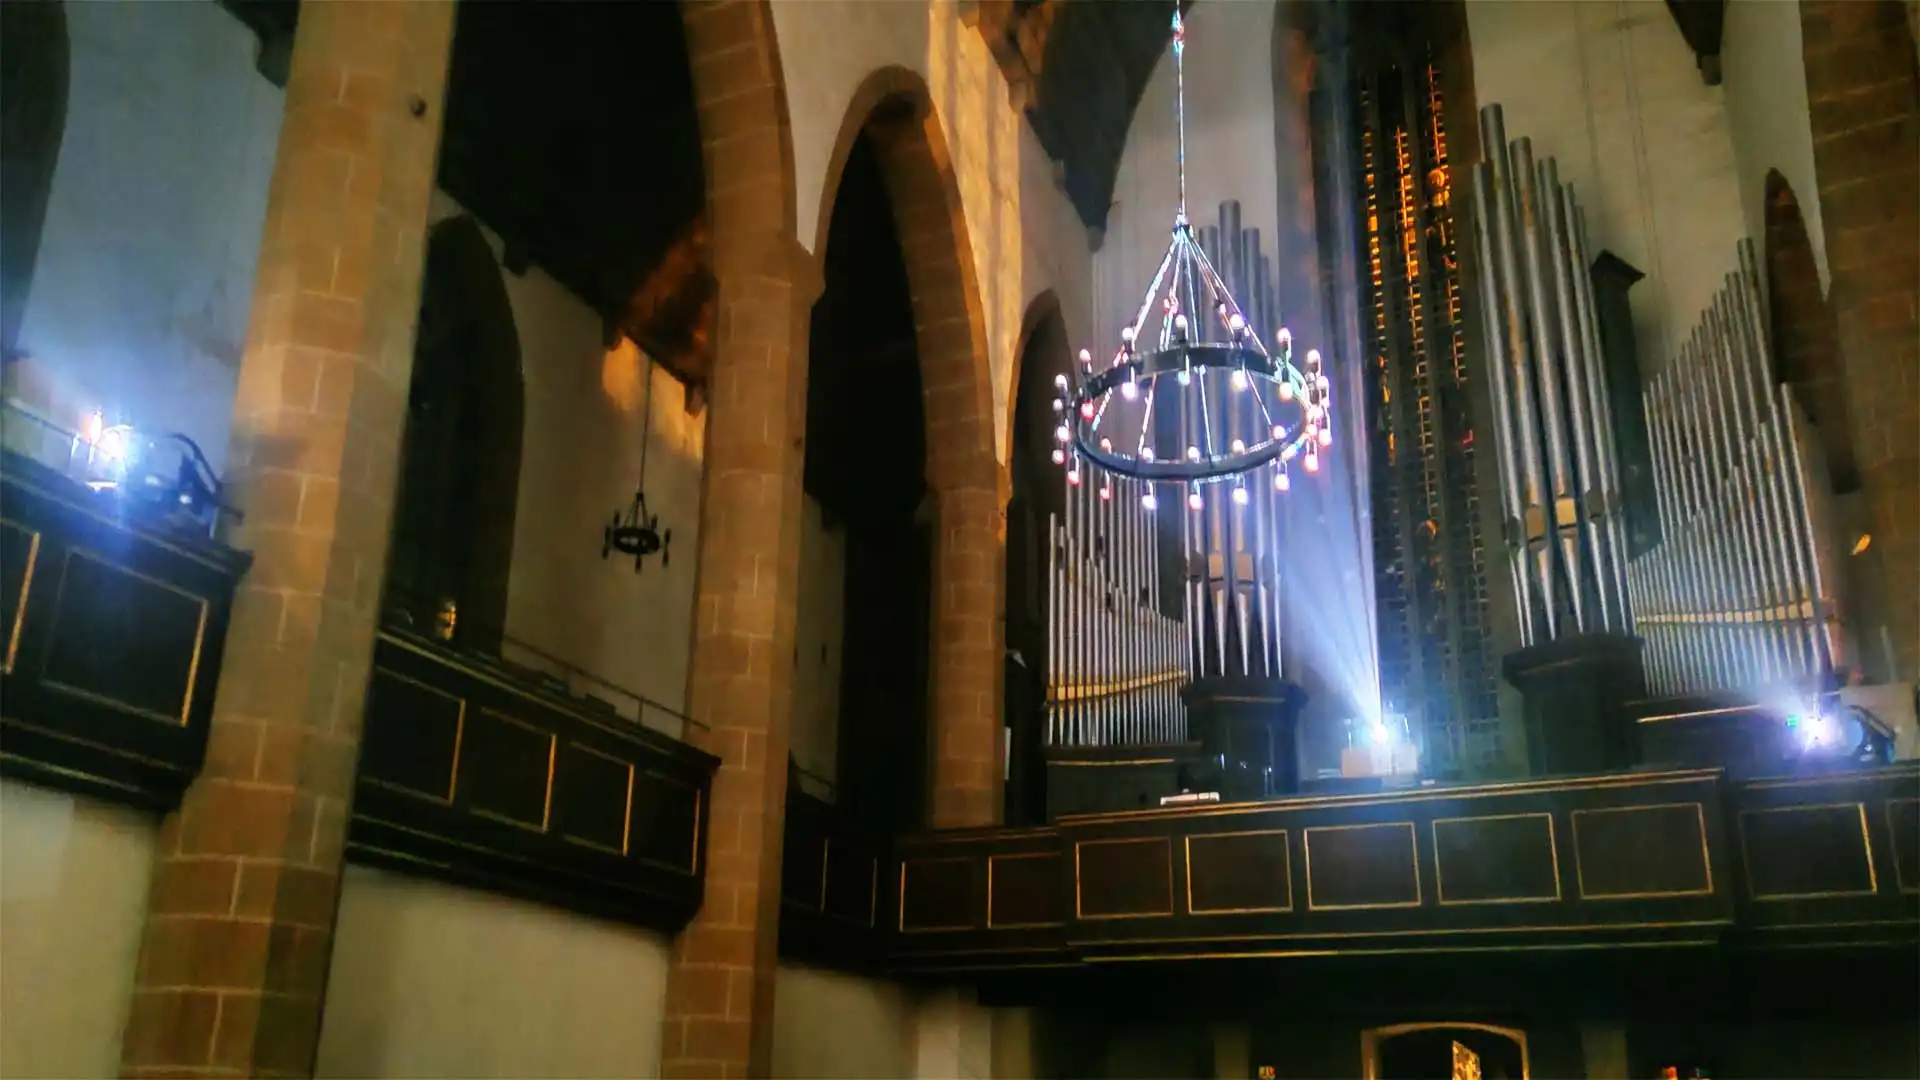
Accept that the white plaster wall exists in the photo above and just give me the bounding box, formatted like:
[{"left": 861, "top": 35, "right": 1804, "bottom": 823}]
[
  {"left": 1100, "top": 0, "right": 1283, "bottom": 340},
  {"left": 913, "top": 987, "right": 997, "bottom": 1080},
  {"left": 315, "top": 865, "right": 671, "bottom": 1078},
  {"left": 0, "top": 780, "right": 157, "bottom": 1079},
  {"left": 772, "top": 0, "right": 1096, "bottom": 464},
  {"left": 1722, "top": 0, "right": 1829, "bottom": 291},
  {"left": 792, "top": 497, "right": 846, "bottom": 788},
  {"left": 770, "top": 964, "right": 916, "bottom": 1078},
  {"left": 1466, "top": 0, "right": 1747, "bottom": 373},
  {"left": 15, "top": 0, "right": 280, "bottom": 475}
]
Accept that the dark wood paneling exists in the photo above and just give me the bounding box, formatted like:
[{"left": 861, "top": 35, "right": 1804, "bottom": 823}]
[
  {"left": 1571, "top": 803, "right": 1713, "bottom": 900},
  {"left": 1432, "top": 812, "right": 1560, "bottom": 905},
  {"left": 780, "top": 791, "right": 889, "bottom": 972},
  {"left": 347, "top": 631, "right": 717, "bottom": 936},
  {"left": 1075, "top": 836, "right": 1174, "bottom": 920},
  {"left": 1304, "top": 822, "right": 1421, "bottom": 911},
  {"left": 1731, "top": 765, "right": 1920, "bottom": 945},
  {"left": 884, "top": 764, "right": 1920, "bottom": 975},
  {"left": 1186, "top": 829, "right": 1290, "bottom": 914},
  {"left": 0, "top": 453, "right": 249, "bottom": 810}
]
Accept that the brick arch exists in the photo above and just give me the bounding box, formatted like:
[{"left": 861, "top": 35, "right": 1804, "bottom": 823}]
[
  {"left": 814, "top": 66, "right": 1003, "bottom": 827},
  {"left": 667, "top": 3, "right": 806, "bottom": 1078},
  {"left": 1763, "top": 170, "right": 1857, "bottom": 494}
]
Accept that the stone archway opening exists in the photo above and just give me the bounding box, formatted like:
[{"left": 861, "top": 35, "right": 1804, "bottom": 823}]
[
  {"left": 385, "top": 215, "right": 525, "bottom": 652},
  {"left": 1003, "top": 292, "right": 1073, "bottom": 825},
  {"left": 808, "top": 69, "right": 1002, "bottom": 830}
]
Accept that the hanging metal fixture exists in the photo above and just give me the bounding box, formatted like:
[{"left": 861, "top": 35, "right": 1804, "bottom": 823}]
[
  {"left": 1054, "top": 9, "right": 1332, "bottom": 512},
  {"left": 604, "top": 352, "right": 673, "bottom": 572}
]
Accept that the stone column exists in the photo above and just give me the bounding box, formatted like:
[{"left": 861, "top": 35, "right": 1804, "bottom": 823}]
[
  {"left": 659, "top": 7, "right": 812, "bottom": 1074},
  {"left": 118, "top": 5, "right": 453, "bottom": 1077},
  {"left": 929, "top": 463, "right": 1009, "bottom": 828},
  {"left": 1802, "top": 0, "right": 1920, "bottom": 681}
]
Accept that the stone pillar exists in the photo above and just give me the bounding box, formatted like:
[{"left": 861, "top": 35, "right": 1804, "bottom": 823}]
[
  {"left": 929, "top": 464, "right": 1009, "bottom": 828},
  {"left": 659, "top": 6, "right": 810, "bottom": 1075},
  {"left": 118, "top": 5, "right": 453, "bottom": 1077},
  {"left": 1802, "top": 0, "right": 1920, "bottom": 681}
]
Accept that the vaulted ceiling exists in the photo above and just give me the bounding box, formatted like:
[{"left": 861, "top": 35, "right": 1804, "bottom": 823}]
[{"left": 973, "top": 0, "right": 1186, "bottom": 236}]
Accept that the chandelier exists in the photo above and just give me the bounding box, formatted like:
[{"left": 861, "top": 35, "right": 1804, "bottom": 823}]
[{"left": 1053, "top": 9, "right": 1331, "bottom": 512}]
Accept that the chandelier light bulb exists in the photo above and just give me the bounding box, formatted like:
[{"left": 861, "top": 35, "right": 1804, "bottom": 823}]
[
  {"left": 1120, "top": 379, "right": 1139, "bottom": 400},
  {"left": 1051, "top": 397, "right": 1064, "bottom": 413},
  {"left": 1304, "top": 451, "right": 1320, "bottom": 473},
  {"left": 1271, "top": 423, "right": 1286, "bottom": 440},
  {"left": 1099, "top": 485, "right": 1112, "bottom": 501},
  {"left": 1173, "top": 313, "right": 1189, "bottom": 336},
  {"left": 1051, "top": 448, "right": 1066, "bottom": 465},
  {"left": 1228, "top": 312, "right": 1246, "bottom": 334},
  {"left": 1187, "top": 489, "right": 1204, "bottom": 512},
  {"left": 1054, "top": 374, "right": 1069, "bottom": 391},
  {"left": 1275, "top": 469, "right": 1291, "bottom": 491},
  {"left": 1231, "top": 486, "right": 1249, "bottom": 506},
  {"left": 1142, "top": 446, "right": 1156, "bottom": 461},
  {"left": 1080, "top": 401, "right": 1096, "bottom": 420},
  {"left": 1305, "top": 348, "right": 1322, "bottom": 371},
  {"left": 1318, "top": 426, "right": 1334, "bottom": 448},
  {"left": 1056, "top": 424, "right": 1070, "bottom": 443},
  {"left": 1231, "top": 369, "right": 1248, "bottom": 391},
  {"left": 1278, "top": 381, "right": 1296, "bottom": 402},
  {"left": 1141, "top": 491, "right": 1158, "bottom": 511},
  {"left": 1100, "top": 437, "right": 1114, "bottom": 452},
  {"left": 1078, "top": 348, "right": 1093, "bottom": 365},
  {"left": 1120, "top": 326, "right": 1136, "bottom": 345},
  {"left": 1276, "top": 326, "right": 1292, "bottom": 351},
  {"left": 1067, "top": 468, "right": 1081, "bottom": 486},
  {"left": 1317, "top": 374, "right": 1331, "bottom": 391},
  {"left": 1230, "top": 438, "right": 1246, "bottom": 453},
  {"left": 1186, "top": 445, "right": 1201, "bottom": 462},
  {"left": 1177, "top": 369, "right": 1191, "bottom": 386}
]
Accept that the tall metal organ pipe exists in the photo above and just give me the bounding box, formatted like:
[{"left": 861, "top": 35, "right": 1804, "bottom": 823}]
[{"left": 1467, "top": 105, "right": 1633, "bottom": 645}]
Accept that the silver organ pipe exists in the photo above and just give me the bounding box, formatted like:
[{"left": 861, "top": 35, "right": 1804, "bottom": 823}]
[
  {"left": 1626, "top": 238, "right": 1840, "bottom": 697},
  {"left": 1467, "top": 106, "right": 1633, "bottom": 645},
  {"left": 1044, "top": 198, "right": 1299, "bottom": 749}
]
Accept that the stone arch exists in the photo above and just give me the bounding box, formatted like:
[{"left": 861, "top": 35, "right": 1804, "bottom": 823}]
[
  {"left": 1763, "top": 170, "right": 1856, "bottom": 495},
  {"left": 0, "top": 0, "right": 68, "bottom": 363},
  {"left": 814, "top": 65, "right": 1002, "bottom": 827},
  {"left": 1003, "top": 289, "right": 1073, "bottom": 823},
  {"left": 387, "top": 214, "right": 524, "bottom": 651}
]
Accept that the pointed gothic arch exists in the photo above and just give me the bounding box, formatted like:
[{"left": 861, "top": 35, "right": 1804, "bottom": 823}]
[{"left": 812, "top": 65, "right": 1003, "bottom": 828}]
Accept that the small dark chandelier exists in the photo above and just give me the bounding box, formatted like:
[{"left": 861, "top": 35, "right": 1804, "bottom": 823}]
[
  {"left": 604, "top": 353, "right": 673, "bottom": 572},
  {"left": 1054, "top": 9, "right": 1332, "bottom": 512}
]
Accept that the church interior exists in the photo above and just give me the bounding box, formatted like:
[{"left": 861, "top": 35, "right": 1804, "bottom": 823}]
[{"left": 1, "top": 0, "right": 1917, "bottom": 1076}]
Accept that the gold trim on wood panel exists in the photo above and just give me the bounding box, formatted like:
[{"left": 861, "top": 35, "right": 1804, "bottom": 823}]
[
  {"left": 1182, "top": 828, "right": 1292, "bottom": 915},
  {"left": 1890, "top": 798, "right": 1920, "bottom": 894},
  {"left": 898, "top": 856, "right": 978, "bottom": 933},
  {"left": 363, "top": 668, "right": 467, "bottom": 806},
  {"left": 987, "top": 851, "right": 1065, "bottom": 929},
  {"left": 1737, "top": 802, "right": 1877, "bottom": 901},
  {"left": 1074, "top": 836, "right": 1176, "bottom": 920},
  {"left": 1360, "top": 1022, "right": 1532, "bottom": 1080},
  {"left": 1048, "top": 757, "right": 1179, "bottom": 768},
  {"left": 1, "top": 521, "right": 39, "bottom": 675},
  {"left": 1570, "top": 802, "right": 1714, "bottom": 900},
  {"left": 1092, "top": 937, "right": 1717, "bottom": 964},
  {"left": 467, "top": 707, "right": 557, "bottom": 834},
  {"left": 38, "top": 548, "right": 209, "bottom": 726},
  {"left": 558, "top": 741, "right": 637, "bottom": 857},
  {"left": 1303, "top": 821, "right": 1423, "bottom": 911},
  {"left": 1056, "top": 768, "right": 1720, "bottom": 824},
  {"left": 1071, "top": 916, "right": 1731, "bottom": 949},
  {"left": 1431, "top": 812, "right": 1562, "bottom": 906}
]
